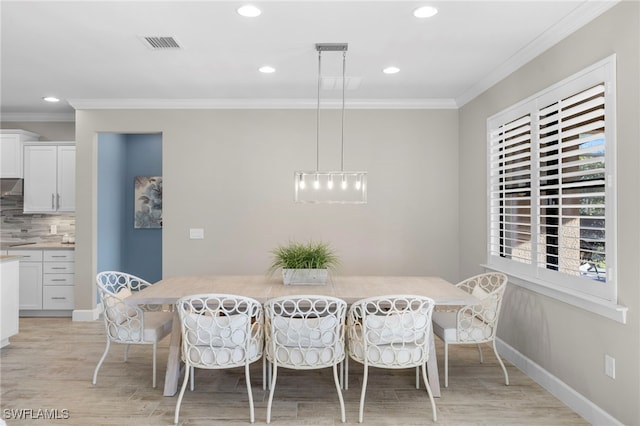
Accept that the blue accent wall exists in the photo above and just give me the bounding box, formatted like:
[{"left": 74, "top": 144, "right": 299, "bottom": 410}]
[
  {"left": 97, "top": 133, "right": 162, "bottom": 283},
  {"left": 123, "top": 134, "right": 163, "bottom": 282},
  {"left": 97, "top": 133, "right": 127, "bottom": 273}
]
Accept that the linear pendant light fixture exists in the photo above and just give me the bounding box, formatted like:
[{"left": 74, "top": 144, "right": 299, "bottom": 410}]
[{"left": 294, "top": 43, "right": 367, "bottom": 204}]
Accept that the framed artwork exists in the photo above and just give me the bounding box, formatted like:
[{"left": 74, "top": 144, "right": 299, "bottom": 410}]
[{"left": 134, "top": 176, "right": 162, "bottom": 229}]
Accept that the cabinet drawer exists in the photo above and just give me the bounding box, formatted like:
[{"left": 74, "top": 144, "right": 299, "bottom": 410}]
[
  {"left": 44, "top": 250, "right": 75, "bottom": 262},
  {"left": 43, "top": 286, "right": 74, "bottom": 310},
  {"left": 43, "top": 262, "right": 75, "bottom": 274},
  {"left": 7, "top": 250, "right": 43, "bottom": 262},
  {"left": 43, "top": 273, "right": 74, "bottom": 286}
]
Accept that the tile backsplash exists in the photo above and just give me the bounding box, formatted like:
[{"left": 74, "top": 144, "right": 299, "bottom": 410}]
[{"left": 0, "top": 194, "right": 75, "bottom": 244}]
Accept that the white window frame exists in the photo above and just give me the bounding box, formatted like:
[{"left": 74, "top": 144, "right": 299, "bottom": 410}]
[{"left": 486, "top": 55, "right": 627, "bottom": 323}]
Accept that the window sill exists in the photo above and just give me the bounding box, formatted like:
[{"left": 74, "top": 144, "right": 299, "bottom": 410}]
[{"left": 482, "top": 264, "right": 627, "bottom": 324}]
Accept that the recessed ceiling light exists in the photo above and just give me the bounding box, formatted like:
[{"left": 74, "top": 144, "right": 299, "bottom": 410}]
[
  {"left": 413, "top": 6, "right": 438, "bottom": 18},
  {"left": 43, "top": 96, "right": 60, "bottom": 103},
  {"left": 383, "top": 67, "right": 400, "bottom": 74},
  {"left": 258, "top": 65, "right": 276, "bottom": 74},
  {"left": 237, "top": 5, "right": 261, "bottom": 18}
]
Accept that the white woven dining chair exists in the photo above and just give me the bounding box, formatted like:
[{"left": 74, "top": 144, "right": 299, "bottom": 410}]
[
  {"left": 347, "top": 295, "right": 437, "bottom": 423},
  {"left": 173, "top": 294, "right": 264, "bottom": 425},
  {"left": 431, "top": 272, "right": 510, "bottom": 387},
  {"left": 93, "top": 271, "right": 173, "bottom": 388},
  {"left": 264, "top": 295, "right": 347, "bottom": 424}
]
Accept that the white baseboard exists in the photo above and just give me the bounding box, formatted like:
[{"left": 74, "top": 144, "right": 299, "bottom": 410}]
[
  {"left": 72, "top": 303, "right": 102, "bottom": 321},
  {"left": 496, "top": 338, "right": 622, "bottom": 426}
]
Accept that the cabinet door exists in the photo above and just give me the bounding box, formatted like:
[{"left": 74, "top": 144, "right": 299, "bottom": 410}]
[
  {"left": 17, "top": 261, "right": 43, "bottom": 310},
  {"left": 57, "top": 146, "right": 75, "bottom": 212},
  {"left": 23, "top": 145, "right": 57, "bottom": 213},
  {"left": 43, "top": 262, "right": 75, "bottom": 274},
  {"left": 0, "top": 134, "right": 22, "bottom": 178},
  {"left": 43, "top": 274, "right": 74, "bottom": 286},
  {"left": 8, "top": 250, "right": 43, "bottom": 262},
  {"left": 42, "top": 286, "right": 74, "bottom": 310},
  {"left": 1, "top": 260, "right": 20, "bottom": 345},
  {"left": 44, "top": 250, "right": 74, "bottom": 262}
]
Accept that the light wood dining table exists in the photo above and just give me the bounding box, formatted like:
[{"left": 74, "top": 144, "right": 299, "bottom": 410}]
[{"left": 125, "top": 274, "right": 477, "bottom": 397}]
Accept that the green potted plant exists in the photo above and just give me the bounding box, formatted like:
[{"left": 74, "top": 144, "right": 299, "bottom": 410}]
[{"left": 268, "top": 240, "right": 339, "bottom": 285}]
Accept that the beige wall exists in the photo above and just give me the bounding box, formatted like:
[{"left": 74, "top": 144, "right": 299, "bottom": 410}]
[
  {"left": 458, "top": 2, "right": 639, "bottom": 424},
  {"left": 74, "top": 108, "right": 460, "bottom": 312},
  {"left": 1, "top": 121, "right": 75, "bottom": 141}
]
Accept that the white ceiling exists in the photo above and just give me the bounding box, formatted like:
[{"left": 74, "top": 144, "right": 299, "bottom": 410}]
[{"left": 0, "top": 1, "right": 618, "bottom": 120}]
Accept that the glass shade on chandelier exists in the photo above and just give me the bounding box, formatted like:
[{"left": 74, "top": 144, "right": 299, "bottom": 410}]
[{"left": 294, "top": 171, "right": 367, "bottom": 204}]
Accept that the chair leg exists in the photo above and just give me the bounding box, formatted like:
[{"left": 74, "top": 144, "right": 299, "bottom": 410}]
[
  {"left": 358, "top": 363, "right": 369, "bottom": 423},
  {"left": 262, "top": 356, "right": 267, "bottom": 391},
  {"left": 332, "top": 363, "right": 346, "bottom": 423},
  {"left": 345, "top": 355, "right": 349, "bottom": 390},
  {"left": 477, "top": 343, "right": 484, "bottom": 363},
  {"left": 92, "top": 338, "right": 111, "bottom": 385},
  {"left": 421, "top": 364, "right": 437, "bottom": 422},
  {"left": 190, "top": 366, "right": 194, "bottom": 391},
  {"left": 124, "top": 343, "right": 130, "bottom": 362},
  {"left": 245, "top": 362, "right": 255, "bottom": 423},
  {"left": 415, "top": 366, "right": 420, "bottom": 389},
  {"left": 444, "top": 341, "right": 449, "bottom": 388},
  {"left": 266, "top": 361, "right": 278, "bottom": 424},
  {"left": 174, "top": 362, "right": 191, "bottom": 425},
  {"left": 152, "top": 342, "right": 157, "bottom": 388},
  {"left": 493, "top": 340, "right": 510, "bottom": 386}
]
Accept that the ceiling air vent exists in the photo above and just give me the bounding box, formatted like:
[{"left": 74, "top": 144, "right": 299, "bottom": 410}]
[{"left": 141, "top": 36, "right": 182, "bottom": 50}]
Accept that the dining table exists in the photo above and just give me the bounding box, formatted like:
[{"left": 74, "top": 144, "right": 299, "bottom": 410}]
[{"left": 125, "top": 274, "right": 478, "bottom": 397}]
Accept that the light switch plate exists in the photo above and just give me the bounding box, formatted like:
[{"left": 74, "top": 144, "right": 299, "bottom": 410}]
[
  {"left": 189, "top": 228, "right": 204, "bottom": 239},
  {"left": 605, "top": 354, "right": 615, "bottom": 379}
]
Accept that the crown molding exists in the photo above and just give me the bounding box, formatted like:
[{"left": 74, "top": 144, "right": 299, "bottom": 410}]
[
  {"left": 455, "top": 0, "right": 620, "bottom": 107},
  {"left": 0, "top": 112, "right": 75, "bottom": 122},
  {"left": 67, "top": 97, "right": 458, "bottom": 110}
]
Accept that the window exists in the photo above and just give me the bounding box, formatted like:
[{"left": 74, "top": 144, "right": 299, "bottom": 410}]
[{"left": 487, "top": 56, "right": 616, "bottom": 303}]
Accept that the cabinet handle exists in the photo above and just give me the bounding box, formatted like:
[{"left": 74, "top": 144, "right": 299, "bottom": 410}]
[
  {"left": 57, "top": 193, "right": 60, "bottom": 210},
  {"left": 51, "top": 297, "right": 67, "bottom": 300},
  {"left": 52, "top": 194, "right": 55, "bottom": 209},
  {"left": 51, "top": 279, "right": 66, "bottom": 282},
  {"left": 51, "top": 255, "right": 66, "bottom": 258},
  {"left": 51, "top": 267, "right": 67, "bottom": 270}
]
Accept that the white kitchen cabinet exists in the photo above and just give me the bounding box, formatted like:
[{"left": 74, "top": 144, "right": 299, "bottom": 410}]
[
  {"left": 23, "top": 143, "right": 75, "bottom": 213},
  {"left": 42, "top": 250, "right": 75, "bottom": 310},
  {"left": 8, "top": 250, "right": 43, "bottom": 310},
  {"left": 1, "top": 257, "right": 20, "bottom": 347},
  {"left": 0, "top": 129, "right": 39, "bottom": 178},
  {"left": 8, "top": 249, "right": 74, "bottom": 315}
]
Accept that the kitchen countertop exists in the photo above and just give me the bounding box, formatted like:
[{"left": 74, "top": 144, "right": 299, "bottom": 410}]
[
  {"left": 1, "top": 242, "right": 75, "bottom": 250},
  {"left": 0, "top": 255, "right": 21, "bottom": 262}
]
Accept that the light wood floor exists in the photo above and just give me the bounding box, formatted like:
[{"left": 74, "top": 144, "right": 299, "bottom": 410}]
[{"left": 0, "top": 318, "right": 587, "bottom": 425}]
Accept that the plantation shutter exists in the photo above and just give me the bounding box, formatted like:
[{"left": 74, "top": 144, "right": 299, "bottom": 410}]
[
  {"left": 489, "top": 114, "right": 533, "bottom": 264},
  {"left": 536, "top": 84, "right": 606, "bottom": 277}
]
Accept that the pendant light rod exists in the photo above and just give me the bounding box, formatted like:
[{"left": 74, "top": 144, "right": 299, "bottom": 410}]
[
  {"left": 315, "top": 43, "right": 348, "bottom": 172},
  {"left": 316, "top": 48, "right": 322, "bottom": 171},
  {"left": 341, "top": 49, "right": 346, "bottom": 172}
]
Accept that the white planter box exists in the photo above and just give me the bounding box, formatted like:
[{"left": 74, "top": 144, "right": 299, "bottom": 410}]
[{"left": 282, "top": 269, "right": 328, "bottom": 285}]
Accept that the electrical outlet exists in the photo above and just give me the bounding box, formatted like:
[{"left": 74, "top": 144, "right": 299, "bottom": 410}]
[
  {"left": 50, "top": 224, "right": 57, "bottom": 234},
  {"left": 605, "top": 355, "right": 615, "bottom": 379}
]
